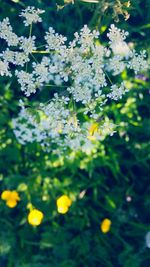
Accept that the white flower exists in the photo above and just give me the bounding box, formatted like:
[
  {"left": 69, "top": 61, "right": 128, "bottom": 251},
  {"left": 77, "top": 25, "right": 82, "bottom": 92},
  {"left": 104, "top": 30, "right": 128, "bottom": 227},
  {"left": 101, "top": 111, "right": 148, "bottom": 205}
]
[
  {"left": 68, "top": 84, "right": 92, "bottom": 104},
  {"left": 0, "top": 18, "right": 19, "bottom": 46},
  {"left": 48, "top": 54, "right": 69, "bottom": 82},
  {"left": 111, "top": 41, "right": 130, "bottom": 57},
  {"left": 13, "top": 103, "right": 46, "bottom": 145},
  {"left": 0, "top": 60, "right": 12, "bottom": 77},
  {"left": 128, "top": 50, "right": 148, "bottom": 74},
  {"left": 15, "top": 70, "right": 37, "bottom": 96},
  {"left": 32, "top": 58, "right": 50, "bottom": 84},
  {"left": 1, "top": 49, "right": 29, "bottom": 66},
  {"left": 1, "top": 49, "right": 15, "bottom": 63},
  {"left": 102, "top": 121, "right": 116, "bottom": 136},
  {"left": 81, "top": 138, "right": 96, "bottom": 154},
  {"left": 107, "top": 55, "right": 126, "bottom": 75},
  {"left": 107, "top": 24, "right": 130, "bottom": 60},
  {"left": 107, "top": 82, "right": 128, "bottom": 100},
  {"left": 45, "top": 27, "right": 67, "bottom": 51},
  {"left": 14, "top": 52, "right": 30, "bottom": 66},
  {"left": 73, "top": 25, "right": 99, "bottom": 52},
  {"left": 19, "top": 36, "right": 36, "bottom": 54},
  {"left": 64, "top": 134, "right": 83, "bottom": 151},
  {"left": 20, "top": 6, "right": 45, "bottom": 26},
  {"left": 107, "top": 24, "right": 129, "bottom": 45}
]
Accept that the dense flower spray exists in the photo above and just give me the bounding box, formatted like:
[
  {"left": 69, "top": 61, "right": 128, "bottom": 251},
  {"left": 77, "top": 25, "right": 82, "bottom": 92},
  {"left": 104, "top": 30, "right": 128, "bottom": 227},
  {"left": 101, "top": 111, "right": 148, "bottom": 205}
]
[{"left": 0, "top": 7, "right": 148, "bottom": 155}]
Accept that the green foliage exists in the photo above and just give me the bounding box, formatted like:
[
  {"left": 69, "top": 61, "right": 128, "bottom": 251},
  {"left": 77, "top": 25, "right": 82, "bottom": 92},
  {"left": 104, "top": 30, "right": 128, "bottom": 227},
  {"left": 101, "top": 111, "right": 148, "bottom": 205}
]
[{"left": 0, "top": 0, "right": 150, "bottom": 266}]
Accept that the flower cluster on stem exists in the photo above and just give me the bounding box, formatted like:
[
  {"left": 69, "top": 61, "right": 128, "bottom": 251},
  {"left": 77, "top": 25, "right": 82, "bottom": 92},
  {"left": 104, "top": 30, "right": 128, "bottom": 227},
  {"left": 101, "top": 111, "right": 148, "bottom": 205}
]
[{"left": 0, "top": 7, "right": 149, "bottom": 154}]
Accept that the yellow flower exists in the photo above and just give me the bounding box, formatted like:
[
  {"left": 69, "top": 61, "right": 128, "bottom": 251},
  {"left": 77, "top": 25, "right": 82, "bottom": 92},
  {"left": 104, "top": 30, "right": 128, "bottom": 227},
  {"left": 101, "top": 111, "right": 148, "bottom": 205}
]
[
  {"left": 87, "top": 123, "right": 99, "bottom": 141},
  {"left": 89, "top": 123, "right": 99, "bottom": 135},
  {"left": 1, "top": 190, "right": 20, "bottom": 208},
  {"left": 100, "top": 218, "right": 112, "bottom": 233},
  {"left": 57, "top": 204, "right": 69, "bottom": 214},
  {"left": 56, "top": 195, "right": 72, "bottom": 214},
  {"left": 28, "top": 209, "right": 44, "bottom": 226}
]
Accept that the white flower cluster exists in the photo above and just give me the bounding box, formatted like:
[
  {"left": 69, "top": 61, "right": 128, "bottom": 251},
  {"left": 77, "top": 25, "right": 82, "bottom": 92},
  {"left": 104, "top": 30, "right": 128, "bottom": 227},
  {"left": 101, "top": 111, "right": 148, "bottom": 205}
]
[
  {"left": 0, "top": 18, "right": 19, "bottom": 46},
  {"left": 107, "top": 82, "right": 128, "bottom": 100},
  {"left": 45, "top": 27, "right": 67, "bottom": 51},
  {"left": 20, "top": 6, "right": 45, "bottom": 26},
  {"left": 15, "top": 71, "right": 37, "bottom": 96},
  {"left": 19, "top": 36, "right": 36, "bottom": 55},
  {"left": 0, "top": 59, "right": 11, "bottom": 77},
  {"left": 13, "top": 100, "right": 116, "bottom": 154},
  {"left": 107, "top": 55, "right": 125, "bottom": 75},
  {"left": 13, "top": 101, "right": 46, "bottom": 145},
  {"left": 107, "top": 24, "right": 129, "bottom": 56},
  {"left": 128, "top": 50, "right": 148, "bottom": 74},
  {"left": 107, "top": 24, "right": 128, "bottom": 43},
  {"left": 0, "top": 7, "right": 149, "bottom": 154},
  {"left": 1, "top": 49, "right": 29, "bottom": 66}
]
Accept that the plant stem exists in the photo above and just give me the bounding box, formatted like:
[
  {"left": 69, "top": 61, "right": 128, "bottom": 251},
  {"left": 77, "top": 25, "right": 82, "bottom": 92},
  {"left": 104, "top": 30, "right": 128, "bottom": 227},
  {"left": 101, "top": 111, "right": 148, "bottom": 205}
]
[
  {"left": 29, "top": 23, "right": 32, "bottom": 37},
  {"left": 32, "top": 50, "right": 50, "bottom": 54}
]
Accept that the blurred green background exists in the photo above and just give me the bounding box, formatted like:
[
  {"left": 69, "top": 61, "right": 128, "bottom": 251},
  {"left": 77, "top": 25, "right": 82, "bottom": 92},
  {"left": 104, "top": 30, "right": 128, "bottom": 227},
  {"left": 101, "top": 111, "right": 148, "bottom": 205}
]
[{"left": 0, "top": 0, "right": 150, "bottom": 266}]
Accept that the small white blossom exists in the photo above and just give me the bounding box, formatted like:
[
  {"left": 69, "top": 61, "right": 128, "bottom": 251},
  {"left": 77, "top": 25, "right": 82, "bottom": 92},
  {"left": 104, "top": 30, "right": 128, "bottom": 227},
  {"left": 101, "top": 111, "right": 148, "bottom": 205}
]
[
  {"left": 14, "top": 52, "right": 30, "bottom": 66},
  {"left": 72, "top": 25, "right": 99, "bottom": 52},
  {"left": 64, "top": 134, "right": 84, "bottom": 151},
  {"left": 0, "top": 60, "right": 12, "bottom": 76},
  {"left": 107, "top": 82, "right": 128, "bottom": 100},
  {"left": 45, "top": 27, "right": 67, "bottom": 51},
  {"left": 13, "top": 114, "right": 46, "bottom": 145},
  {"left": 128, "top": 50, "right": 148, "bottom": 74},
  {"left": 19, "top": 36, "right": 36, "bottom": 54},
  {"left": 1, "top": 49, "right": 15, "bottom": 63},
  {"left": 20, "top": 6, "right": 45, "bottom": 26},
  {"left": 107, "top": 24, "right": 129, "bottom": 45},
  {"left": 102, "top": 121, "right": 116, "bottom": 136},
  {"left": 15, "top": 70, "right": 37, "bottom": 96},
  {"left": 111, "top": 41, "right": 130, "bottom": 57},
  {"left": 1, "top": 49, "right": 29, "bottom": 66},
  {"left": 0, "top": 18, "right": 19, "bottom": 46},
  {"left": 68, "top": 84, "right": 92, "bottom": 104},
  {"left": 48, "top": 54, "right": 69, "bottom": 82},
  {"left": 107, "top": 55, "right": 126, "bottom": 75},
  {"left": 33, "top": 58, "right": 50, "bottom": 84}
]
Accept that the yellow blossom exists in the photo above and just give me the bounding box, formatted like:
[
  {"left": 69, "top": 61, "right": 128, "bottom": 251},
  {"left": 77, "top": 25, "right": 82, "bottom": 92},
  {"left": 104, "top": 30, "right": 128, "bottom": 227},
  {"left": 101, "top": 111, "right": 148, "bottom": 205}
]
[
  {"left": 57, "top": 204, "right": 69, "bottom": 214},
  {"left": 100, "top": 218, "right": 112, "bottom": 233},
  {"left": 56, "top": 195, "right": 72, "bottom": 214},
  {"left": 28, "top": 209, "right": 44, "bottom": 226},
  {"left": 89, "top": 123, "right": 99, "bottom": 135},
  {"left": 87, "top": 123, "right": 99, "bottom": 141},
  {"left": 1, "top": 190, "right": 20, "bottom": 208}
]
